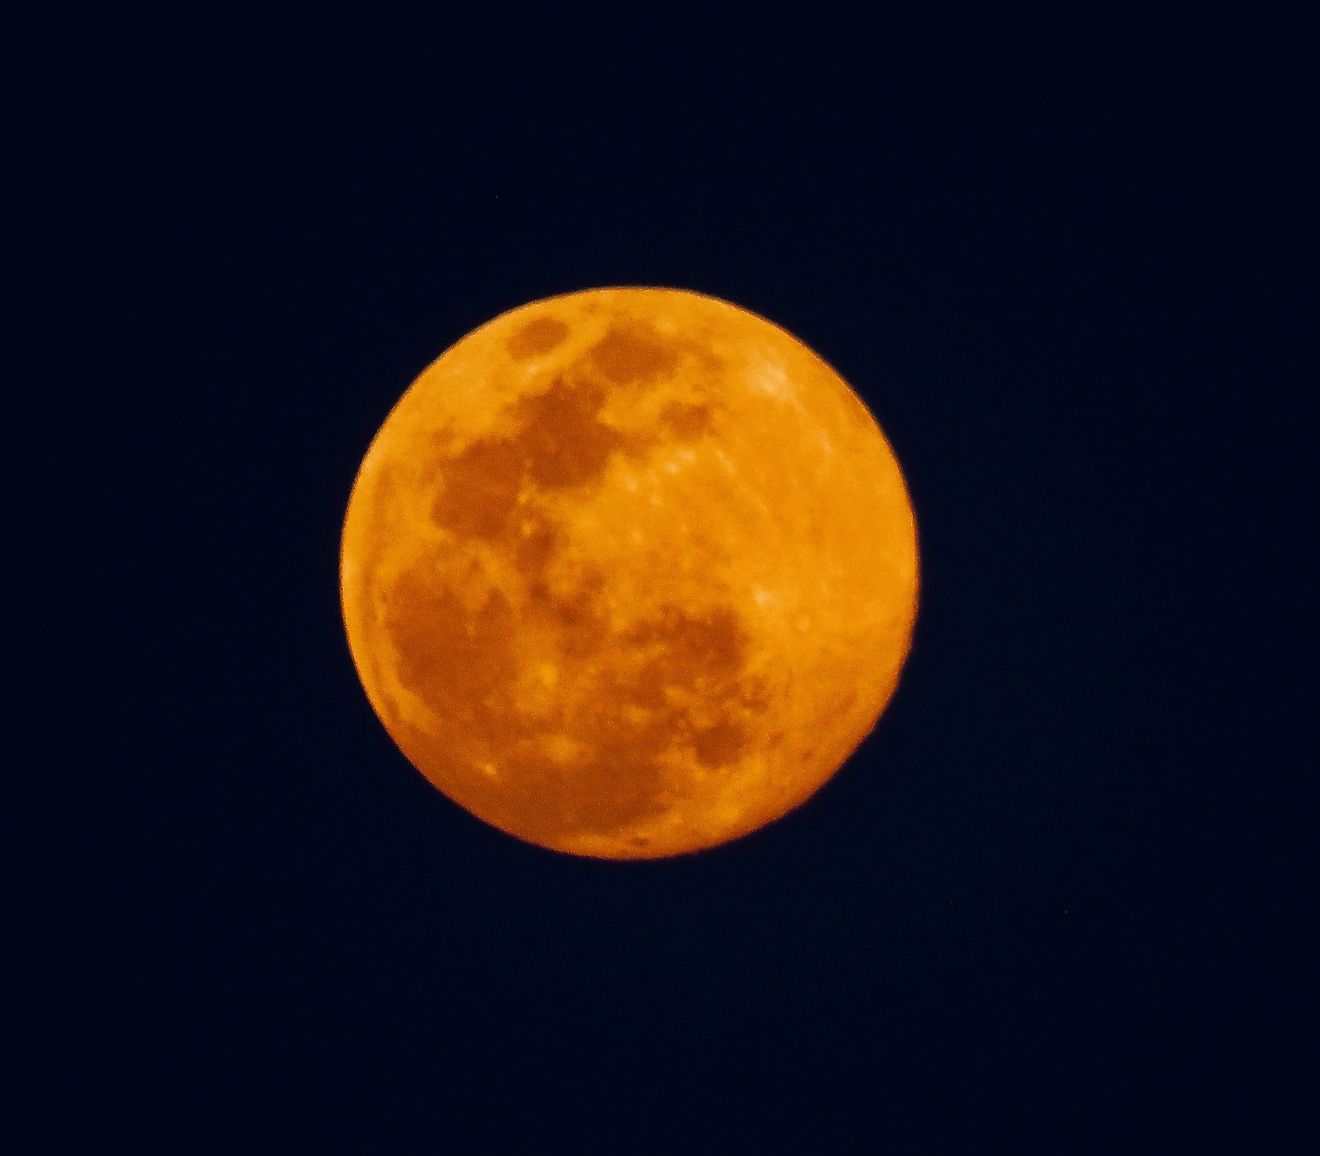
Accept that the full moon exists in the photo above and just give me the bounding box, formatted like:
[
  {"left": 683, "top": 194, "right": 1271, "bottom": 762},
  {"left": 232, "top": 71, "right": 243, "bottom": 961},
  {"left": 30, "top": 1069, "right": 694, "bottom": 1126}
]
[{"left": 340, "top": 287, "right": 918, "bottom": 859}]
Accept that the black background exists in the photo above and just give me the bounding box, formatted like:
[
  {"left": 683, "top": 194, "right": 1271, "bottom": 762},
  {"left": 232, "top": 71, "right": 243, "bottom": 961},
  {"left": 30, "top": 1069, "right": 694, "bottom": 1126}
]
[{"left": 15, "top": 3, "right": 1316, "bottom": 1150}]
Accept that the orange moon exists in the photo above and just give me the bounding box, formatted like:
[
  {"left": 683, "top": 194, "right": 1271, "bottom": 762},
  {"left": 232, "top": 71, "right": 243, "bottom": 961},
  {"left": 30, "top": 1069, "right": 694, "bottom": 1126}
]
[{"left": 340, "top": 287, "right": 918, "bottom": 859}]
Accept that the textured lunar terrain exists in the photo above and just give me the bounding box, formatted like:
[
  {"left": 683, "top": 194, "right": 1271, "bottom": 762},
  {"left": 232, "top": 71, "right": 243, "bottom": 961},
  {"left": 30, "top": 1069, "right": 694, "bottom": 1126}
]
[{"left": 340, "top": 287, "right": 918, "bottom": 858}]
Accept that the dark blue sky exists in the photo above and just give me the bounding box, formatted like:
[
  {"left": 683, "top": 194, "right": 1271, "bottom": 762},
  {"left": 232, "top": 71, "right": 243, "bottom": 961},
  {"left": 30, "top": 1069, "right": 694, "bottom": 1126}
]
[{"left": 15, "top": 4, "right": 1315, "bottom": 1149}]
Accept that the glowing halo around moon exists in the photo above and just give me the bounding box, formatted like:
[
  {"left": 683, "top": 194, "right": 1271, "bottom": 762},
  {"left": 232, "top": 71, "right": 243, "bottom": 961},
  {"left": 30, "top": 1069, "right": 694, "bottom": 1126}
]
[{"left": 339, "top": 287, "right": 918, "bottom": 859}]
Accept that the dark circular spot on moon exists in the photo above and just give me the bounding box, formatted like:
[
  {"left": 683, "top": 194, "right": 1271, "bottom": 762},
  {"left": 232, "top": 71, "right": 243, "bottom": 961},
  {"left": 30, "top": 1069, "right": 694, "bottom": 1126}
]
[
  {"left": 507, "top": 316, "right": 569, "bottom": 358},
  {"left": 660, "top": 401, "right": 714, "bottom": 437},
  {"left": 693, "top": 719, "right": 750, "bottom": 768},
  {"left": 623, "top": 604, "right": 747, "bottom": 687},
  {"left": 429, "top": 437, "right": 524, "bottom": 538},
  {"left": 589, "top": 321, "right": 683, "bottom": 384},
  {"left": 513, "top": 514, "right": 559, "bottom": 573},
  {"left": 386, "top": 568, "right": 516, "bottom": 723},
  {"left": 511, "top": 377, "right": 626, "bottom": 488}
]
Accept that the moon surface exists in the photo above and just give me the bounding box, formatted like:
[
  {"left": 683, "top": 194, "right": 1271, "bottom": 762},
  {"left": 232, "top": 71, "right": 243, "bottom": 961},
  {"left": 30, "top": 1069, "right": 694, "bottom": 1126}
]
[{"left": 340, "top": 287, "right": 918, "bottom": 859}]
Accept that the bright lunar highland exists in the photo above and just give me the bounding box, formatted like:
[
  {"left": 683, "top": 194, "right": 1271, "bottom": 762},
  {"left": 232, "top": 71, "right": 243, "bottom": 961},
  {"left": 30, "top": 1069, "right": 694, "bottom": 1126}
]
[{"left": 340, "top": 287, "right": 918, "bottom": 858}]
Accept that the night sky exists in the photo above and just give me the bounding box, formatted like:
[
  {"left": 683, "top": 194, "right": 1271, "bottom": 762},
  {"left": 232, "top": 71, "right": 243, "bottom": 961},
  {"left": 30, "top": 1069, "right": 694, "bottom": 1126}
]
[{"left": 17, "top": 4, "right": 1315, "bottom": 1149}]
